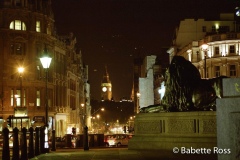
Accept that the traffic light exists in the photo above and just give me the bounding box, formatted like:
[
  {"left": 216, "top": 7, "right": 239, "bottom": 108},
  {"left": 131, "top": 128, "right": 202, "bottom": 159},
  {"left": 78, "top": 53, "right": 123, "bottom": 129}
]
[
  {"left": 123, "top": 126, "right": 126, "bottom": 133},
  {"left": 7, "top": 115, "right": 12, "bottom": 127}
]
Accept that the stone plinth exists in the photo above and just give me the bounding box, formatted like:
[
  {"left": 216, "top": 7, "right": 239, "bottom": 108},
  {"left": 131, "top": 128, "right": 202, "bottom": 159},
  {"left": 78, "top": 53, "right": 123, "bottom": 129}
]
[
  {"left": 128, "top": 111, "right": 216, "bottom": 151},
  {"left": 222, "top": 78, "right": 240, "bottom": 97},
  {"left": 216, "top": 78, "right": 240, "bottom": 160}
]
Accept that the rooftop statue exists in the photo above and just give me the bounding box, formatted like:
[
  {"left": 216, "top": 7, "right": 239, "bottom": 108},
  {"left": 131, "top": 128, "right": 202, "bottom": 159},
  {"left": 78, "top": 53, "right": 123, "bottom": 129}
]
[{"left": 140, "top": 56, "right": 227, "bottom": 113}]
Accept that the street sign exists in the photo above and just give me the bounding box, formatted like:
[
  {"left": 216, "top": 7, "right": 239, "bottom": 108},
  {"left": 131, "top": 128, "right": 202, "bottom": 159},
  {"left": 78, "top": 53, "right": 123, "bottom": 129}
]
[{"left": 33, "top": 116, "right": 45, "bottom": 123}]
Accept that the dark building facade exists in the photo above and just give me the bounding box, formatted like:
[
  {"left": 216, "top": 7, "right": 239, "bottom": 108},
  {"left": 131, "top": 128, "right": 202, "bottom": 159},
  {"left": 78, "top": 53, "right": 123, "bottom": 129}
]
[{"left": 0, "top": 0, "right": 88, "bottom": 136}]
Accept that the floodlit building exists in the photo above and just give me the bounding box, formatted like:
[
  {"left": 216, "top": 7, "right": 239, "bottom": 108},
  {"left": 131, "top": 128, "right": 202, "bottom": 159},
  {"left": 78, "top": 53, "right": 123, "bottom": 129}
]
[
  {"left": 138, "top": 55, "right": 156, "bottom": 109},
  {"left": 137, "top": 55, "right": 165, "bottom": 110},
  {"left": 131, "top": 53, "right": 166, "bottom": 113},
  {"left": 167, "top": 13, "right": 240, "bottom": 79},
  {"left": 0, "top": 0, "right": 89, "bottom": 136}
]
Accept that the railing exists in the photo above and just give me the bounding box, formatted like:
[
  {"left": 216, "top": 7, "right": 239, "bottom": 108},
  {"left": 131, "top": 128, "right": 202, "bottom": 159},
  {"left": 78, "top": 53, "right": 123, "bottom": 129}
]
[{"left": 1, "top": 127, "right": 56, "bottom": 160}]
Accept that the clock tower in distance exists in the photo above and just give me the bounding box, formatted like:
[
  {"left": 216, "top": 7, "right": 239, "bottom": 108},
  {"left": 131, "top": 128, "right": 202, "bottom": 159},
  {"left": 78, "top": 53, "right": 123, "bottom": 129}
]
[{"left": 101, "top": 66, "right": 112, "bottom": 101}]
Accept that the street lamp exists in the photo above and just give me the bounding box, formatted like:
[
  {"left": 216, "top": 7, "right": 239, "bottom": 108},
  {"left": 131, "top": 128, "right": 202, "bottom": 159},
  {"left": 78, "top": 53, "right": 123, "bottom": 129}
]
[
  {"left": 40, "top": 47, "right": 52, "bottom": 153},
  {"left": 96, "top": 114, "right": 100, "bottom": 119},
  {"left": 80, "top": 103, "right": 85, "bottom": 127},
  {"left": 202, "top": 44, "right": 209, "bottom": 78},
  {"left": 17, "top": 67, "right": 24, "bottom": 129},
  {"left": 17, "top": 67, "right": 24, "bottom": 108}
]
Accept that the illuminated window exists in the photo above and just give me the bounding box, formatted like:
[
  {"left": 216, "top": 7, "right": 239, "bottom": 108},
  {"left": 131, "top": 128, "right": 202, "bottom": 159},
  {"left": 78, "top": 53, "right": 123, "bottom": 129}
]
[
  {"left": 11, "top": 89, "right": 14, "bottom": 107},
  {"left": 11, "top": 89, "right": 22, "bottom": 107},
  {"left": 37, "top": 65, "right": 41, "bottom": 80},
  {"left": 230, "top": 65, "right": 236, "bottom": 77},
  {"left": 9, "top": 20, "right": 26, "bottom": 30},
  {"left": 15, "top": 90, "right": 21, "bottom": 107},
  {"left": 36, "top": 21, "right": 41, "bottom": 32},
  {"left": 10, "top": 88, "right": 26, "bottom": 106},
  {"left": 36, "top": 90, "right": 41, "bottom": 107},
  {"left": 14, "top": 89, "right": 25, "bottom": 107}
]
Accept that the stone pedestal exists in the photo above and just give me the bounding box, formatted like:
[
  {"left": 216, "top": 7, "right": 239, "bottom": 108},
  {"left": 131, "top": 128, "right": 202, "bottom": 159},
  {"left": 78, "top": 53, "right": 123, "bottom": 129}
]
[
  {"left": 216, "top": 78, "right": 240, "bottom": 160},
  {"left": 128, "top": 111, "right": 217, "bottom": 151},
  {"left": 129, "top": 78, "right": 240, "bottom": 159}
]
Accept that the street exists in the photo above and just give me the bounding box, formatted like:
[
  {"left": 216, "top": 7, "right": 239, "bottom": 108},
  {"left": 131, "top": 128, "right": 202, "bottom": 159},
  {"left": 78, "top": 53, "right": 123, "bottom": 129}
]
[
  {"left": 30, "top": 147, "right": 146, "bottom": 160},
  {"left": 0, "top": 146, "right": 218, "bottom": 160}
]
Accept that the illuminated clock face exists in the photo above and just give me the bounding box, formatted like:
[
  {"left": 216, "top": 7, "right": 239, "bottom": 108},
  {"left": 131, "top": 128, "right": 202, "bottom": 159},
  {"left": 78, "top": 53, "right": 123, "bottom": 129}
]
[{"left": 102, "top": 87, "right": 107, "bottom": 92}]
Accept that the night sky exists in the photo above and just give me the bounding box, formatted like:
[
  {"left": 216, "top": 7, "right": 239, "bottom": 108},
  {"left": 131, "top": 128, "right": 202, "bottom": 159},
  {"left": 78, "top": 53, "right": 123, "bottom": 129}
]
[{"left": 52, "top": 0, "right": 236, "bottom": 101}]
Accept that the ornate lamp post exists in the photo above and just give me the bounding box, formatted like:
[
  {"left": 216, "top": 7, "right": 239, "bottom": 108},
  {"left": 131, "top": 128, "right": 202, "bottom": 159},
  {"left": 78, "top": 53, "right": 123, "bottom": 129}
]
[
  {"left": 80, "top": 103, "right": 85, "bottom": 128},
  {"left": 40, "top": 47, "right": 52, "bottom": 153},
  {"left": 17, "top": 67, "right": 24, "bottom": 129},
  {"left": 17, "top": 67, "right": 24, "bottom": 108},
  {"left": 202, "top": 44, "right": 209, "bottom": 78}
]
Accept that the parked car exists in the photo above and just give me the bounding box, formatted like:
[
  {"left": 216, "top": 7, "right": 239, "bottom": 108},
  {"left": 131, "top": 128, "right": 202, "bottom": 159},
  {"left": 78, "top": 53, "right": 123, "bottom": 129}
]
[{"left": 104, "top": 134, "right": 133, "bottom": 147}]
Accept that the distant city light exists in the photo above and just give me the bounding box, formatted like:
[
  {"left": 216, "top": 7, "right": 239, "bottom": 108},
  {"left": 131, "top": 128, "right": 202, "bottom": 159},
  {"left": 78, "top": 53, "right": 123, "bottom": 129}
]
[{"left": 110, "top": 126, "right": 124, "bottom": 134}]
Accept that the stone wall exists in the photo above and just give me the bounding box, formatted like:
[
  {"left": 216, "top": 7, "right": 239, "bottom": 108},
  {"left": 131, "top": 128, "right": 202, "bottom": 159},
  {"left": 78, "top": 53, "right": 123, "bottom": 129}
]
[
  {"left": 216, "top": 78, "right": 240, "bottom": 160},
  {"left": 128, "top": 111, "right": 216, "bottom": 150}
]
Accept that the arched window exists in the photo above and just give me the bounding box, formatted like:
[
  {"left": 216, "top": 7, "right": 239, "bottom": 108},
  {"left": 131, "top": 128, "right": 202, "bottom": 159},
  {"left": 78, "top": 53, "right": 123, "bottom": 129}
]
[{"left": 9, "top": 20, "right": 26, "bottom": 30}]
